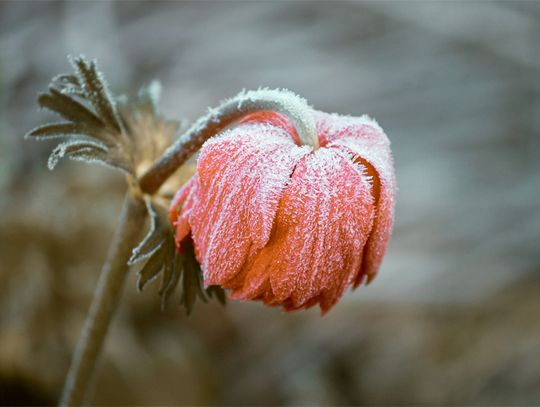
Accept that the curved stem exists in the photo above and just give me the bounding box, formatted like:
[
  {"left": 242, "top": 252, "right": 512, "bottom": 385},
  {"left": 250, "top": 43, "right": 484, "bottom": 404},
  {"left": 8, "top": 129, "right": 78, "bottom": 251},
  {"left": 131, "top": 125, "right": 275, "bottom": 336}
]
[
  {"left": 59, "top": 88, "right": 318, "bottom": 405},
  {"left": 59, "top": 192, "right": 146, "bottom": 406},
  {"left": 139, "top": 88, "right": 317, "bottom": 194}
]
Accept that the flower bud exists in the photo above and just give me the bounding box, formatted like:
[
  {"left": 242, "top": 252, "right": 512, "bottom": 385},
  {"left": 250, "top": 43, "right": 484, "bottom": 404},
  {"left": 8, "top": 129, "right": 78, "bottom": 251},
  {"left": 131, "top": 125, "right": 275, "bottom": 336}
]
[{"left": 169, "top": 111, "right": 396, "bottom": 313}]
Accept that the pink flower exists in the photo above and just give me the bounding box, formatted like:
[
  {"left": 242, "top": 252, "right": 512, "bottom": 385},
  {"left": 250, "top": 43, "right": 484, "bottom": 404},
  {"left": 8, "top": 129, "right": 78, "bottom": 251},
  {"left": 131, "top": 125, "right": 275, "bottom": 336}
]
[{"left": 169, "top": 111, "right": 396, "bottom": 313}]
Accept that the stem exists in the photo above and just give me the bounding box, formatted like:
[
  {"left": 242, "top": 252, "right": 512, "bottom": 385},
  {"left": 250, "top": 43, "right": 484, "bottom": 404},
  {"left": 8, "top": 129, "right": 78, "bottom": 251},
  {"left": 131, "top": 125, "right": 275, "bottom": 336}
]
[
  {"left": 60, "top": 88, "right": 318, "bottom": 405},
  {"left": 139, "top": 88, "right": 317, "bottom": 194},
  {"left": 59, "top": 192, "right": 146, "bottom": 406}
]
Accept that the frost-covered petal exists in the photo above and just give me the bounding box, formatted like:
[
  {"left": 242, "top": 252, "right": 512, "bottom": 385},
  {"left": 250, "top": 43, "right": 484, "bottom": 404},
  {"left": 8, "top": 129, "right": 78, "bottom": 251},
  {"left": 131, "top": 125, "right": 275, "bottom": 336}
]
[
  {"left": 169, "top": 175, "right": 199, "bottom": 250},
  {"left": 228, "top": 147, "right": 375, "bottom": 313},
  {"left": 321, "top": 112, "right": 397, "bottom": 286},
  {"left": 189, "top": 122, "right": 311, "bottom": 285}
]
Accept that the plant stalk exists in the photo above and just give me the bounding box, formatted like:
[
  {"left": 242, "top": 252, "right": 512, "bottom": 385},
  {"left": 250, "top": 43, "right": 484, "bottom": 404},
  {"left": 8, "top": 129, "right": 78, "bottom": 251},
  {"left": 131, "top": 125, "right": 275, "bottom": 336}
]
[
  {"left": 139, "top": 89, "right": 317, "bottom": 194},
  {"left": 60, "top": 88, "right": 316, "bottom": 405},
  {"left": 59, "top": 192, "right": 146, "bottom": 406}
]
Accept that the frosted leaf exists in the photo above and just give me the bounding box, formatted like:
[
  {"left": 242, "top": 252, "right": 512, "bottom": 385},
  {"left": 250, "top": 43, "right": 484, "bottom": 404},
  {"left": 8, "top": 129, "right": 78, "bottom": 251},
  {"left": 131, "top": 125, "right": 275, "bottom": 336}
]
[
  {"left": 38, "top": 88, "right": 104, "bottom": 129},
  {"left": 68, "top": 55, "right": 124, "bottom": 134},
  {"left": 51, "top": 73, "right": 80, "bottom": 87},
  {"left": 47, "top": 139, "right": 108, "bottom": 170},
  {"left": 25, "top": 122, "right": 91, "bottom": 141},
  {"left": 129, "top": 199, "right": 166, "bottom": 265}
]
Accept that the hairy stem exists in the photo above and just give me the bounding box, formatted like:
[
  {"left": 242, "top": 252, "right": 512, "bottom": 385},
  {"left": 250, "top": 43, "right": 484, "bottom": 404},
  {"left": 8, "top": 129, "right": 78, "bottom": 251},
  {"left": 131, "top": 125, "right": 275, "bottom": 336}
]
[
  {"left": 59, "top": 88, "right": 317, "bottom": 405},
  {"left": 60, "top": 192, "right": 146, "bottom": 406},
  {"left": 139, "top": 88, "right": 317, "bottom": 194}
]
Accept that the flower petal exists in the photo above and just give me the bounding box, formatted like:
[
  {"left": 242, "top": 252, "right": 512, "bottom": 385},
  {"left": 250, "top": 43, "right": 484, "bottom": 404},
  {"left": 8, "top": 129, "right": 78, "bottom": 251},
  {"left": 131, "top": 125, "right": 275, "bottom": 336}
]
[
  {"left": 169, "top": 175, "right": 199, "bottom": 251},
  {"left": 229, "top": 147, "right": 375, "bottom": 313},
  {"left": 190, "top": 122, "right": 311, "bottom": 285},
  {"left": 322, "top": 113, "right": 397, "bottom": 286}
]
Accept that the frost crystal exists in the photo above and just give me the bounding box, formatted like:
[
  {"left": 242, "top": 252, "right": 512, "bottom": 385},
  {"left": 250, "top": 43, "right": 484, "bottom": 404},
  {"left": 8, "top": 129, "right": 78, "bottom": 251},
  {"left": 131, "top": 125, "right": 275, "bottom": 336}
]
[{"left": 169, "top": 109, "right": 396, "bottom": 314}]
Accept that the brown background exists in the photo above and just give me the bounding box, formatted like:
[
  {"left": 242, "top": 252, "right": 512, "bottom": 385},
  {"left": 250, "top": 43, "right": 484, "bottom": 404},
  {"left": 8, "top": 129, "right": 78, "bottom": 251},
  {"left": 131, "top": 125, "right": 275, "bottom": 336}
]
[{"left": 1, "top": 1, "right": 539, "bottom": 405}]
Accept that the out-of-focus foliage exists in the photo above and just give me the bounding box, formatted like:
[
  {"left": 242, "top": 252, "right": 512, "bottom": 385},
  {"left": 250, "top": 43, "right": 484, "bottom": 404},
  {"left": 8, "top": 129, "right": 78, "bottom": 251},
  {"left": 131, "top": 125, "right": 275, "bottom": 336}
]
[{"left": 0, "top": 1, "right": 539, "bottom": 405}]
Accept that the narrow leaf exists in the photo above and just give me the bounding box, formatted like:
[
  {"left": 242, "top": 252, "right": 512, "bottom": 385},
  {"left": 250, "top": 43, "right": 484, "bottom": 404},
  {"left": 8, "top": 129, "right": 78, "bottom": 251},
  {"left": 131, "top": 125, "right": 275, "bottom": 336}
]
[
  {"left": 137, "top": 247, "right": 165, "bottom": 292},
  {"left": 183, "top": 238, "right": 207, "bottom": 302},
  {"left": 38, "top": 88, "right": 104, "bottom": 129},
  {"left": 67, "top": 149, "right": 132, "bottom": 173},
  {"left": 160, "top": 251, "right": 183, "bottom": 311},
  {"left": 52, "top": 74, "right": 80, "bottom": 87},
  {"left": 181, "top": 265, "right": 198, "bottom": 315},
  {"left": 181, "top": 239, "right": 207, "bottom": 315},
  {"left": 47, "top": 139, "right": 108, "bottom": 170},
  {"left": 26, "top": 122, "right": 88, "bottom": 140},
  {"left": 129, "top": 200, "right": 166, "bottom": 265},
  {"left": 70, "top": 56, "right": 124, "bottom": 134},
  {"left": 206, "top": 285, "right": 227, "bottom": 306},
  {"left": 158, "top": 240, "right": 176, "bottom": 296},
  {"left": 52, "top": 74, "right": 84, "bottom": 97}
]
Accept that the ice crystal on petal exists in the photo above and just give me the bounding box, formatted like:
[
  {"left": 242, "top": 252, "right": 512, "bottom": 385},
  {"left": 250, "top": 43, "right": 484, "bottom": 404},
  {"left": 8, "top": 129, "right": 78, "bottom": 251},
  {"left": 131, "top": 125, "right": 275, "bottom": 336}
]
[
  {"left": 170, "top": 109, "right": 396, "bottom": 313},
  {"left": 192, "top": 123, "right": 311, "bottom": 283},
  {"left": 229, "top": 148, "right": 375, "bottom": 313}
]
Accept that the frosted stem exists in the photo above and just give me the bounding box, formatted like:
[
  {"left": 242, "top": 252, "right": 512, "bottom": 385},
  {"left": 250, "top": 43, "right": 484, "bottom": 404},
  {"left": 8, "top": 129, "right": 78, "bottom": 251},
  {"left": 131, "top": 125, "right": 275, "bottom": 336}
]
[
  {"left": 139, "top": 88, "right": 317, "bottom": 194},
  {"left": 59, "top": 192, "right": 146, "bottom": 406}
]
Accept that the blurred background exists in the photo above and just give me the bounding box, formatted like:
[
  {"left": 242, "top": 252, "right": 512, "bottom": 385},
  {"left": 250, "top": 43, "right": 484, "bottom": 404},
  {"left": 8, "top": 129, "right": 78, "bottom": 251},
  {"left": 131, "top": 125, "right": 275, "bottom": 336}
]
[{"left": 1, "top": 1, "right": 539, "bottom": 405}]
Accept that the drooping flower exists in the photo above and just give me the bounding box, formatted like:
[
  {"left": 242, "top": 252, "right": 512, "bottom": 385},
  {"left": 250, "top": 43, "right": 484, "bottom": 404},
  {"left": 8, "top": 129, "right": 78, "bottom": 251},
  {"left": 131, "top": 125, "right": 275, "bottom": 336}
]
[{"left": 169, "top": 110, "right": 396, "bottom": 313}]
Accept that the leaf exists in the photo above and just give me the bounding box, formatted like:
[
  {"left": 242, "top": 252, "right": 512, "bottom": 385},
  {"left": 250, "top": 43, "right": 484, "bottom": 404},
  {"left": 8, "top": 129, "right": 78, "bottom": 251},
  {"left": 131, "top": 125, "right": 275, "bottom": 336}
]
[
  {"left": 51, "top": 73, "right": 80, "bottom": 87},
  {"left": 129, "top": 201, "right": 165, "bottom": 265},
  {"left": 25, "top": 122, "right": 90, "bottom": 140},
  {"left": 180, "top": 238, "right": 208, "bottom": 315},
  {"left": 47, "top": 139, "right": 108, "bottom": 170},
  {"left": 52, "top": 74, "right": 85, "bottom": 97},
  {"left": 129, "top": 200, "right": 171, "bottom": 265},
  {"left": 137, "top": 246, "right": 166, "bottom": 292},
  {"left": 181, "top": 263, "right": 199, "bottom": 315},
  {"left": 69, "top": 55, "right": 124, "bottom": 134},
  {"left": 160, "top": 251, "right": 183, "bottom": 311},
  {"left": 68, "top": 149, "right": 132, "bottom": 173},
  {"left": 206, "top": 285, "right": 227, "bottom": 305},
  {"left": 38, "top": 88, "right": 104, "bottom": 129},
  {"left": 158, "top": 239, "right": 176, "bottom": 295}
]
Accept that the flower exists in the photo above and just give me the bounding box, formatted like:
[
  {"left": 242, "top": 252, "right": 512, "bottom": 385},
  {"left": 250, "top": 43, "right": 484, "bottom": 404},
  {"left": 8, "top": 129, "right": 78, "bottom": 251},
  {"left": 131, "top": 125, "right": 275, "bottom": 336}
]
[{"left": 169, "top": 110, "right": 396, "bottom": 313}]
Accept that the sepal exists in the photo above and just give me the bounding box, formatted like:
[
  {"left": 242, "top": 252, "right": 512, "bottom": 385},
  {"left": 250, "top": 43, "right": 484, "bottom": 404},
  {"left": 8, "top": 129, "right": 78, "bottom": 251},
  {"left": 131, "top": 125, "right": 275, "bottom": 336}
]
[{"left": 130, "top": 199, "right": 226, "bottom": 315}]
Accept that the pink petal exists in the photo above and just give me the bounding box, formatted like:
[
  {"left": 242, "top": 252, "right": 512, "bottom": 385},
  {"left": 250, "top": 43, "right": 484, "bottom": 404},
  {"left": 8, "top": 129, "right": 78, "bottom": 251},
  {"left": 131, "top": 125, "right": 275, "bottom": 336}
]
[
  {"left": 320, "top": 112, "right": 397, "bottom": 286},
  {"left": 169, "top": 175, "right": 199, "bottom": 251},
  {"left": 230, "top": 147, "right": 375, "bottom": 313},
  {"left": 189, "top": 122, "right": 311, "bottom": 285}
]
